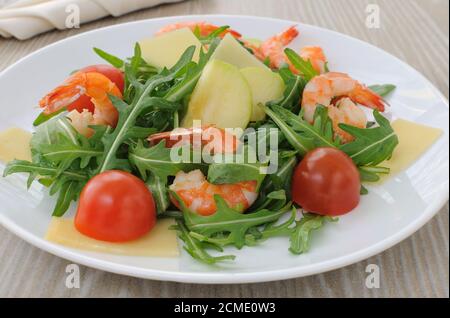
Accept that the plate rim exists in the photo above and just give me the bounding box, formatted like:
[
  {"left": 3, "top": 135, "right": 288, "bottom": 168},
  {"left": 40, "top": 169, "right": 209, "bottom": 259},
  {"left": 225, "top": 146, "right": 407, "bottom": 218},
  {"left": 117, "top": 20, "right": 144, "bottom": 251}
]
[{"left": 0, "top": 14, "right": 448, "bottom": 284}]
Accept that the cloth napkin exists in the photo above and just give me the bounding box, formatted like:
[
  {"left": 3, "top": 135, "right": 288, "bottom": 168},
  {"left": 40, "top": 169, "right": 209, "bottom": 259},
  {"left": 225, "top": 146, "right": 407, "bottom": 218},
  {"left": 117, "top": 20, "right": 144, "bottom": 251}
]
[{"left": 0, "top": 0, "right": 184, "bottom": 40}]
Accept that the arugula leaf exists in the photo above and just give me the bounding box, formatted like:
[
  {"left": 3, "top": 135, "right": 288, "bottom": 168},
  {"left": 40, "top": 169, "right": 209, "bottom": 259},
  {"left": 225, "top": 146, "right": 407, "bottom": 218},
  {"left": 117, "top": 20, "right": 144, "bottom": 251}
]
[
  {"left": 196, "top": 25, "right": 231, "bottom": 45},
  {"left": 359, "top": 166, "right": 390, "bottom": 183},
  {"left": 265, "top": 104, "right": 339, "bottom": 155},
  {"left": 339, "top": 111, "right": 399, "bottom": 167},
  {"left": 129, "top": 140, "right": 202, "bottom": 182},
  {"left": 30, "top": 115, "right": 104, "bottom": 174},
  {"left": 174, "top": 220, "right": 236, "bottom": 264},
  {"left": 284, "top": 48, "right": 319, "bottom": 81},
  {"left": 37, "top": 134, "right": 103, "bottom": 171},
  {"left": 264, "top": 106, "right": 311, "bottom": 155},
  {"left": 262, "top": 155, "right": 298, "bottom": 197},
  {"left": 289, "top": 214, "right": 337, "bottom": 254},
  {"left": 175, "top": 193, "right": 292, "bottom": 249},
  {"left": 257, "top": 207, "right": 297, "bottom": 240},
  {"left": 193, "top": 25, "right": 232, "bottom": 46},
  {"left": 164, "top": 39, "right": 220, "bottom": 102},
  {"left": 98, "top": 44, "right": 217, "bottom": 173},
  {"left": 96, "top": 75, "right": 177, "bottom": 173},
  {"left": 52, "top": 180, "right": 84, "bottom": 217},
  {"left": 3, "top": 160, "right": 87, "bottom": 216},
  {"left": 119, "top": 43, "right": 159, "bottom": 102},
  {"left": 146, "top": 173, "right": 170, "bottom": 215},
  {"left": 3, "top": 160, "right": 87, "bottom": 182},
  {"left": 368, "top": 84, "right": 396, "bottom": 97},
  {"left": 207, "top": 147, "right": 267, "bottom": 187},
  {"left": 93, "top": 47, "right": 125, "bottom": 69},
  {"left": 207, "top": 161, "right": 266, "bottom": 187},
  {"left": 266, "top": 104, "right": 398, "bottom": 181},
  {"left": 31, "top": 115, "right": 79, "bottom": 152},
  {"left": 33, "top": 108, "right": 66, "bottom": 127},
  {"left": 173, "top": 190, "right": 297, "bottom": 264},
  {"left": 130, "top": 43, "right": 142, "bottom": 74},
  {"left": 276, "top": 67, "right": 306, "bottom": 112}
]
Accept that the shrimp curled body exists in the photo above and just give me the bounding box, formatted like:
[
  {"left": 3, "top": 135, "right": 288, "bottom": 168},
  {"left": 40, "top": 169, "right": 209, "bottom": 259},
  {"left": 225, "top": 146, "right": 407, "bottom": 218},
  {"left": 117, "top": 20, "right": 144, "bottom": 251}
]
[
  {"left": 256, "top": 27, "right": 328, "bottom": 75},
  {"left": 170, "top": 170, "right": 258, "bottom": 216},
  {"left": 259, "top": 26, "right": 300, "bottom": 71},
  {"left": 302, "top": 72, "right": 386, "bottom": 142},
  {"left": 39, "top": 72, "right": 123, "bottom": 136}
]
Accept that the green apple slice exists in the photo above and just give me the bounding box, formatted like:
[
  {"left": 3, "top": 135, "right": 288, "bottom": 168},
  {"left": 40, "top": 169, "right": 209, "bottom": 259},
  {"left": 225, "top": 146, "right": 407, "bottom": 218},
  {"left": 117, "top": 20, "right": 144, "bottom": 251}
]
[
  {"left": 240, "top": 67, "right": 285, "bottom": 121},
  {"left": 139, "top": 28, "right": 202, "bottom": 69},
  {"left": 211, "top": 34, "right": 267, "bottom": 69},
  {"left": 182, "top": 59, "right": 252, "bottom": 130}
]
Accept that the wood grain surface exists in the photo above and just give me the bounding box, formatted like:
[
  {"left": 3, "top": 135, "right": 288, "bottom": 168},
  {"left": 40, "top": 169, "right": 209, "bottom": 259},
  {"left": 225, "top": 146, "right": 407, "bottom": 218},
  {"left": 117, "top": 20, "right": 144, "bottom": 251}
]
[{"left": 0, "top": 0, "right": 448, "bottom": 298}]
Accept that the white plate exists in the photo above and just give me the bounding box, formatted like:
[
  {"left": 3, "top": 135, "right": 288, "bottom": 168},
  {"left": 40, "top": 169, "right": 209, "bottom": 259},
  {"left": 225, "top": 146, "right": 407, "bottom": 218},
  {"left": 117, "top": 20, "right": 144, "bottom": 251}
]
[{"left": 0, "top": 15, "right": 448, "bottom": 284}]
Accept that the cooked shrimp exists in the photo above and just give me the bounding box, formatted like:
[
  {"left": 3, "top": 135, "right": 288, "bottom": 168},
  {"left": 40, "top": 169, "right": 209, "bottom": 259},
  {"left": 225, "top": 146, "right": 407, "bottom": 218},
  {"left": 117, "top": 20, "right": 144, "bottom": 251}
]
[
  {"left": 67, "top": 109, "right": 95, "bottom": 138},
  {"left": 302, "top": 72, "right": 386, "bottom": 142},
  {"left": 148, "top": 125, "right": 240, "bottom": 154},
  {"left": 39, "top": 72, "right": 123, "bottom": 128},
  {"left": 299, "top": 46, "right": 327, "bottom": 74},
  {"left": 258, "top": 26, "right": 299, "bottom": 71},
  {"left": 327, "top": 98, "right": 368, "bottom": 142},
  {"left": 156, "top": 21, "right": 242, "bottom": 39},
  {"left": 170, "top": 170, "right": 258, "bottom": 216}
]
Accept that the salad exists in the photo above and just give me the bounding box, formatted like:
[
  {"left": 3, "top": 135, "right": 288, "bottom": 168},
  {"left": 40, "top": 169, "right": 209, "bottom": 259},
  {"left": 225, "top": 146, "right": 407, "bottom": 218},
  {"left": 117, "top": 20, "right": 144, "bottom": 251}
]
[{"left": 3, "top": 22, "right": 399, "bottom": 264}]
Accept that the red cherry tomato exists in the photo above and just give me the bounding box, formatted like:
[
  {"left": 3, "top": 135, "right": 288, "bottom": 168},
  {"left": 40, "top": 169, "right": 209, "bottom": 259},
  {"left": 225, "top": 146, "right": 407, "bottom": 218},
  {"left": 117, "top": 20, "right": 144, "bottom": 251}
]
[
  {"left": 291, "top": 148, "right": 361, "bottom": 216},
  {"left": 75, "top": 171, "right": 156, "bottom": 242},
  {"left": 67, "top": 65, "right": 124, "bottom": 113}
]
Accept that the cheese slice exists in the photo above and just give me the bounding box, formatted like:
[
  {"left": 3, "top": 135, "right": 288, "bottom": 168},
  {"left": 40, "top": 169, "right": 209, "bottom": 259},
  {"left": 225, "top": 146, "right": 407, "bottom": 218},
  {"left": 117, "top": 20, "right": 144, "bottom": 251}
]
[
  {"left": 380, "top": 119, "right": 443, "bottom": 181},
  {"left": 0, "top": 127, "right": 32, "bottom": 162},
  {"left": 46, "top": 218, "right": 179, "bottom": 257}
]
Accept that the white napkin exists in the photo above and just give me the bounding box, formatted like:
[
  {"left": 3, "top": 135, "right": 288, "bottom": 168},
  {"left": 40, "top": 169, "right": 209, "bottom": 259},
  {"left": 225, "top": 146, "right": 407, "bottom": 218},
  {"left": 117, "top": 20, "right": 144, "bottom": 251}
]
[{"left": 0, "top": 0, "right": 184, "bottom": 40}]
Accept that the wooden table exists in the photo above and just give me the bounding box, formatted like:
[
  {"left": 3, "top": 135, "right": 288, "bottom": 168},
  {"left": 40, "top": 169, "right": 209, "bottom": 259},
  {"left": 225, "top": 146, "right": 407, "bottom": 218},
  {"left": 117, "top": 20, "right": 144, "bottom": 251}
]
[{"left": 0, "top": 0, "right": 448, "bottom": 298}]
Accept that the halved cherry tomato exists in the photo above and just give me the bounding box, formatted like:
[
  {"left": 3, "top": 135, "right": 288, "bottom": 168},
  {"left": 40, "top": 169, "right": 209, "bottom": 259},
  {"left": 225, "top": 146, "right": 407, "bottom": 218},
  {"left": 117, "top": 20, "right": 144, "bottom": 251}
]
[
  {"left": 75, "top": 171, "right": 156, "bottom": 242},
  {"left": 67, "top": 65, "right": 124, "bottom": 113},
  {"left": 291, "top": 147, "right": 361, "bottom": 216}
]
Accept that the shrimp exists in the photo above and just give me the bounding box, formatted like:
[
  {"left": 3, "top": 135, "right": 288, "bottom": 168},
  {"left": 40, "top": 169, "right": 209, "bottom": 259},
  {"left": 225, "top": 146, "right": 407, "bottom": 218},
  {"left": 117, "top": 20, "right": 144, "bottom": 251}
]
[
  {"left": 148, "top": 125, "right": 240, "bottom": 154},
  {"left": 327, "top": 98, "right": 368, "bottom": 142},
  {"left": 170, "top": 170, "right": 258, "bottom": 216},
  {"left": 158, "top": 126, "right": 257, "bottom": 216},
  {"left": 302, "top": 72, "right": 386, "bottom": 143},
  {"left": 67, "top": 109, "right": 95, "bottom": 138},
  {"left": 258, "top": 26, "right": 299, "bottom": 71},
  {"left": 156, "top": 21, "right": 242, "bottom": 39},
  {"left": 299, "top": 46, "right": 327, "bottom": 74},
  {"left": 255, "top": 27, "right": 329, "bottom": 76},
  {"left": 39, "top": 72, "right": 123, "bottom": 129}
]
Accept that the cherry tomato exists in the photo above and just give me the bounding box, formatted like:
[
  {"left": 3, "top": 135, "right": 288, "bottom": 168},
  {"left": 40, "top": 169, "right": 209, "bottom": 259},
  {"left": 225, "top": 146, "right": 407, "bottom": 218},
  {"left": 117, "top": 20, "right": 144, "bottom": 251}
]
[
  {"left": 291, "top": 148, "right": 361, "bottom": 216},
  {"left": 75, "top": 171, "right": 156, "bottom": 242},
  {"left": 67, "top": 65, "right": 124, "bottom": 113}
]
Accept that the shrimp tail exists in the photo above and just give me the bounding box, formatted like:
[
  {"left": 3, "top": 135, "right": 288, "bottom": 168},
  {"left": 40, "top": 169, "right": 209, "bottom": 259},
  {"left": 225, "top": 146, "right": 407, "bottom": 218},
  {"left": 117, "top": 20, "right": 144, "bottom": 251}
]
[
  {"left": 350, "top": 85, "right": 386, "bottom": 112},
  {"left": 279, "top": 25, "right": 300, "bottom": 46}
]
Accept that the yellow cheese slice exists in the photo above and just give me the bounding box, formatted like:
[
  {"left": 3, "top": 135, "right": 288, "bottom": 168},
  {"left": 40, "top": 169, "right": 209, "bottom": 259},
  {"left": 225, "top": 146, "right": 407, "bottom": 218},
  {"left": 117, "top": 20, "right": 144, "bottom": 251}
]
[
  {"left": 0, "top": 127, "right": 32, "bottom": 162},
  {"left": 380, "top": 119, "right": 443, "bottom": 181},
  {"left": 46, "top": 218, "right": 179, "bottom": 257}
]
